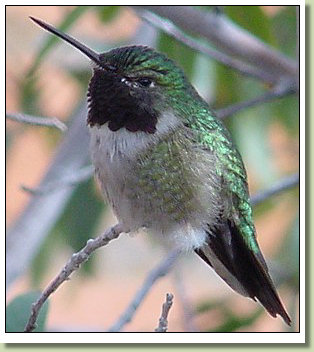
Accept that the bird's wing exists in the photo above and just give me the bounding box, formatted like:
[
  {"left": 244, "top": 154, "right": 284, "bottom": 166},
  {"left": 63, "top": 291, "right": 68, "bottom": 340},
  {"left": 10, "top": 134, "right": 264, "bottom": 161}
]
[
  {"left": 186, "top": 112, "right": 291, "bottom": 325},
  {"left": 185, "top": 111, "right": 257, "bottom": 250}
]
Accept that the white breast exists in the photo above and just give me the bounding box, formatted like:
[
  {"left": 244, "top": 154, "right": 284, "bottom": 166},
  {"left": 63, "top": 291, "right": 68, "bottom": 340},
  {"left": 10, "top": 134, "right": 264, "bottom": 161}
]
[
  {"left": 88, "top": 111, "right": 221, "bottom": 252},
  {"left": 88, "top": 111, "right": 183, "bottom": 232}
]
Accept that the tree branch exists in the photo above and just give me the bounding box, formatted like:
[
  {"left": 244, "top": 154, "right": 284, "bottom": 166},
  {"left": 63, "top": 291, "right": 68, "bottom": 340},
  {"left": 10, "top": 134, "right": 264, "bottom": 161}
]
[
  {"left": 24, "top": 224, "right": 125, "bottom": 332},
  {"left": 251, "top": 173, "right": 299, "bottom": 206},
  {"left": 6, "top": 113, "right": 67, "bottom": 132},
  {"left": 6, "top": 104, "right": 91, "bottom": 288},
  {"left": 20, "top": 165, "right": 94, "bottom": 196},
  {"left": 136, "top": 6, "right": 298, "bottom": 85},
  {"left": 216, "top": 82, "right": 296, "bottom": 119},
  {"left": 155, "top": 293, "right": 174, "bottom": 332},
  {"left": 138, "top": 10, "right": 275, "bottom": 84},
  {"left": 107, "top": 248, "right": 181, "bottom": 332}
]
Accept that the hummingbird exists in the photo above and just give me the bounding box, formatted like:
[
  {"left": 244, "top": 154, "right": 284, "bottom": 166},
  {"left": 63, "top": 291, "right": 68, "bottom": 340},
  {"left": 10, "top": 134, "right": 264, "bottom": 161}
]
[{"left": 30, "top": 17, "right": 291, "bottom": 326}]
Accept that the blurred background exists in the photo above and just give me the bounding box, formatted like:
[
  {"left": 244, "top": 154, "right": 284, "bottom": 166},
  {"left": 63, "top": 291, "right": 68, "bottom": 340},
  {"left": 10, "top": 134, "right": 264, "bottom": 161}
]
[{"left": 6, "top": 5, "right": 299, "bottom": 332}]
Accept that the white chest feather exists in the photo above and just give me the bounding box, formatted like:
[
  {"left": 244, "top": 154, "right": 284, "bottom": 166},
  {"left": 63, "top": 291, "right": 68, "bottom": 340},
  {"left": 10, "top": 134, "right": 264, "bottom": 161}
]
[{"left": 89, "top": 111, "right": 221, "bottom": 251}]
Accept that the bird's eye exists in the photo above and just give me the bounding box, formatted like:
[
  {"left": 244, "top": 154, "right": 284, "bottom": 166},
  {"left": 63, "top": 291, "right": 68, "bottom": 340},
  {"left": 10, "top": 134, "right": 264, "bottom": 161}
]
[{"left": 138, "top": 78, "right": 154, "bottom": 87}]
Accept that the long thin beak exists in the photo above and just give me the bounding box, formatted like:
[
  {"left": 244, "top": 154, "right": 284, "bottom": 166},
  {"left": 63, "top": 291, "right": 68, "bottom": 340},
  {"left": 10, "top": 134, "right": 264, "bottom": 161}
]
[{"left": 30, "top": 16, "right": 101, "bottom": 65}]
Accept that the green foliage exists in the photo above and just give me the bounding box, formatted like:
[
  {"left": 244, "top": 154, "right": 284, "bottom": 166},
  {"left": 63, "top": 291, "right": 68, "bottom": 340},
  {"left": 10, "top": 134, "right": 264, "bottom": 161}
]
[
  {"left": 191, "top": 50, "right": 216, "bottom": 102},
  {"left": 253, "top": 196, "right": 276, "bottom": 218},
  {"left": 20, "top": 75, "right": 40, "bottom": 115},
  {"left": 69, "top": 69, "right": 93, "bottom": 89},
  {"left": 30, "top": 222, "right": 59, "bottom": 286},
  {"left": 231, "top": 102, "right": 278, "bottom": 187},
  {"left": 270, "top": 7, "right": 298, "bottom": 135},
  {"left": 157, "top": 33, "right": 196, "bottom": 79},
  {"left": 196, "top": 298, "right": 263, "bottom": 332},
  {"left": 225, "top": 6, "right": 275, "bottom": 45},
  {"left": 277, "top": 213, "right": 299, "bottom": 288},
  {"left": 208, "top": 308, "right": 262, "bottom": 332},
  {"left": 6, "top": 292, "right": 49, "bottom": 332},
  {"left": 31, "top": 178, "right": 105, "bottom": 284},
  {"left": 271, "top": 6, "right": 297, "bottom": 57},
  {"left": 214, "top": 64, "right": 240, "bottom": 108},
  {"left": 196, "top": 298, "right": 226, "bottom": 313},
  {"left": 56, "top": 178, "right": 105, "bottom": 254},
  {"left": 6, "top": 130, "right": 13, "bottom": 153},
  {"left": 96, "top": 6, "right": 121, "bottom": 23},
  {"left": 274, "top": 94, "right": 299, "bottom": 136}
]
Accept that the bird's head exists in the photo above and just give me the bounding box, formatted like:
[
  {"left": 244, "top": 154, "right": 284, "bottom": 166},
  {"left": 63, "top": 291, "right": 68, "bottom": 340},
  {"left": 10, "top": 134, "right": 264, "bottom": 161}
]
[{"left": 30, "top": 17, "right": 198, "bottom": 134}]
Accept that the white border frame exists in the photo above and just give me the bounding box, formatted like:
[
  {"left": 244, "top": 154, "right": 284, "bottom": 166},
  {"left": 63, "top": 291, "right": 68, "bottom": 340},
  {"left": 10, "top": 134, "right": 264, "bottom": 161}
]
[{"left": 2, "top": 0, "right": 305, "bottom": 344}]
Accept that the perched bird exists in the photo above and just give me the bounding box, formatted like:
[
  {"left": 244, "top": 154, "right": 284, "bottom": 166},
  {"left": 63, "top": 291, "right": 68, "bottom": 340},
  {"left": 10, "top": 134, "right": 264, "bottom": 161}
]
[{"left": 30, "top": 17, "right": 291, "bottom": 325}]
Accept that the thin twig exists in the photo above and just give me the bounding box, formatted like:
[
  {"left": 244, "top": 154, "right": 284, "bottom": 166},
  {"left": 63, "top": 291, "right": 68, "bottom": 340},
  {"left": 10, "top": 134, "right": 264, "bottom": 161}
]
[
  {"left": 24, "top": 224, "right": 125, "bottom": 332},
  {"left": 21, "top": 165, "right": 94, "bottom": 196},
  {"left": 7, "top": 104, "right": 90, "bottom": 288},
  {"left": 136, "top": 6, "right": 298, "bottom": 82},
  {"left": 6, "top": 113, "right": 67, "bottom": 132},
  {"left": 216, "top": 83, "right": 296, "bottom": 119},
  {"left": 155, "top": 293, "right": 174, "bottom": 332},
  {"left": 107, "top": 249, "right": 181, "bottom": 332},
  {"left": 251, "top": 173, "right": 299, "bottom": 206},
  {"left": 139, "top": 11, "right": 275, "bottom": 84}
]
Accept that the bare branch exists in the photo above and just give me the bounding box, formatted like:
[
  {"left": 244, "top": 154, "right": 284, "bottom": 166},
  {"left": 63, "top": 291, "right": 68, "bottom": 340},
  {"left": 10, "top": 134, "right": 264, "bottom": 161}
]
[
  {"left": 107, "top": 249, "right": 181, "bottom": 332},
  {"left": 138, "top": 10, "right": 275, "bottom": 84},
  {"left": 136, "top": 6, "right": 298, "bottom": 84},
  {"left": 21, "top": 165, "right": 94, "bottom": 196},
  {"left": 251, "top": 173, "right": 299, "bottom": 206},
  {"left": 155, "top": 293, "right": 174, "bottom": 332},
  {"left": 216, "top": 82, "right": 296, "bottom": 119},
  {"left": 24, "top": 224, "right": 125, "bottom": 332},
  {"left": 6, "top": 113, "right": 67, "bottom": 132},
  {"left": 6, "top": 104, "right": 90, "bottom": 288}
]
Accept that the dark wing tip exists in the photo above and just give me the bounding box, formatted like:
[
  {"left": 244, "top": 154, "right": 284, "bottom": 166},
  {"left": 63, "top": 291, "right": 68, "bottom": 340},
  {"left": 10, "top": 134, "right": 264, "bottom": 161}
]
[
  {"left": 197, "top": 220, "right": 292, "bottom": 326},
  {"left": 257, "top": 290, "right": 291, "bottom": 326},
  {"left": 280, "top": 310, "right": 292, "bottom": 326},
  {"left": 267, "top": 299, "right": 291, "bottom": 326},
  {"left": 226, "top": 220, "right": 292, "bottom": 326}
]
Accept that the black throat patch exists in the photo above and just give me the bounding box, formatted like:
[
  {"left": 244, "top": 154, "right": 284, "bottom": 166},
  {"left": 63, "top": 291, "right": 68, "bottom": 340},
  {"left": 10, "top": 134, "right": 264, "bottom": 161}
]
[{"left": 87, "top": 68, "right": 158, "bottom": 134}]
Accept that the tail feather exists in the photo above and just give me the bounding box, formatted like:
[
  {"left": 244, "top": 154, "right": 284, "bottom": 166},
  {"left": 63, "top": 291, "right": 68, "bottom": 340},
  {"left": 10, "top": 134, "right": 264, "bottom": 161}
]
[{"left": 195, "top": 220, "right": 291, "bottom": 325}]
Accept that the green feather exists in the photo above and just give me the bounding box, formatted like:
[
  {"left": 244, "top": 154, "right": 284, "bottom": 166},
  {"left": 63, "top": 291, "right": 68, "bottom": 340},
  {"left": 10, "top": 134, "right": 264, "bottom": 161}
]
[{"left": 170, "top": 95, "right": 260, "bottom": 253}]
